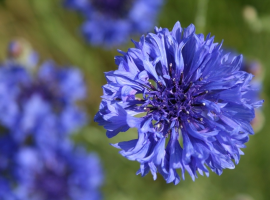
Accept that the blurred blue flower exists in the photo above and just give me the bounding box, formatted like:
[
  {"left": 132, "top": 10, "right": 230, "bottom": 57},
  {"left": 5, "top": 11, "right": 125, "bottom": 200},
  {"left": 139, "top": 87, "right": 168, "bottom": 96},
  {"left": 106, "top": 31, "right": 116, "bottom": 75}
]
[
  {"left": 14, "top": 146, "right": 103, "bottom": 200},
  {"left": 95, "top": 22, "right": 264, "bottom": 184},
  {"left": 0, "top": 41, "right": 103, "bottom": 199},
  {"left": 0, "top": 55, "right": 87, "bottom": 147},
  {"left": 64, "top": 0, "right": 163, "bottom": 47}
]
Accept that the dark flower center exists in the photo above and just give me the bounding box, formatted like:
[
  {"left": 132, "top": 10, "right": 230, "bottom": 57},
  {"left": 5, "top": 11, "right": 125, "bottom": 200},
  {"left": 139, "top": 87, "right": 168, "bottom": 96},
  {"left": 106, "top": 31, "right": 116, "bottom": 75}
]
[
  {"left": 91, "top": 0, "right": 134, "bottom": 19},
  {"left": 19, "top": 82, "right": 56, "bottom": 102},
  {"left": 138, "top": 63, "right": 208, "bottom": 135},
  {"left": 18, "top": 81, "right": 64, "bottom": 112},
  {"left": 33, "top": 169, "right": 69, "bottom": 200}
]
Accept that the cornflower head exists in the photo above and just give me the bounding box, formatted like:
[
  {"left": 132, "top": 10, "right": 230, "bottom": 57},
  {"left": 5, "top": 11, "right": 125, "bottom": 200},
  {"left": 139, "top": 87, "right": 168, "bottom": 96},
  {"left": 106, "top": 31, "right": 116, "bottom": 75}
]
[
  {"left": 95, "top": 22, "right": 264, "bottom": 184},
  {"left": 0, "top": 40, "right": 103, "bottom": 199},
  {"left": 14, "top": 145, "right": 103, "bottom": 200},
  {"left": 0, "top": 41, "right": 87, "bottom": 147},
  {"left": 64, "top": 0, "right": 163, "bottom": 47}
]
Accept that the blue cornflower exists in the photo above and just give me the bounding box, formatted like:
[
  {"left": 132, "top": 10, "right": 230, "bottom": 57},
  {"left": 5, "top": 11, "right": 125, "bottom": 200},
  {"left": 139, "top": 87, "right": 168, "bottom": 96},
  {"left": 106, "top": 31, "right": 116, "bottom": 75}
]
[
  {"left": 95, "top": 22, "right": 264, "bottom": 184},
  {"left": 14, "top": 146, "right": 103, "bottom": 200},
  {"left": 64, "top": 0, "right": 163, "bottom": 47},
  {"left": 0, "top": 41, "right": 103, "bottom": 199},
  {"left": 0, "top": 45, "right": 87, "bottom": 146}
]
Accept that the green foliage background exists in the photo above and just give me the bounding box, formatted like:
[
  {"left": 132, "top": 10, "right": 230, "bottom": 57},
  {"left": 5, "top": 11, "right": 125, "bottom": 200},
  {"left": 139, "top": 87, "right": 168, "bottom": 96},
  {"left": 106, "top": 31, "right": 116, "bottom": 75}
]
[{"left": 0, "top": 0, "right": 270, "bottom": 199}]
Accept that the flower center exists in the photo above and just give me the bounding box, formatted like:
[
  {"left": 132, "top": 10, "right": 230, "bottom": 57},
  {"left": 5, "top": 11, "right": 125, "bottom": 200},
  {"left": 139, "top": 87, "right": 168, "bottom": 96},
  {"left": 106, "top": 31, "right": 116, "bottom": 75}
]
[
  {"left": 19, "top": 82, "right": 56, "bottom": 102},
  {"left": 91, "top": 0, "right": 134, "bottom": 19},
  {"left": 18, "top": 80, "right": 63, "bottom": 112},
  {"left": 139, "top": 63, "right": 208, "bottom": 134},
  {"left": 33, "top": 169, "right": 69, "bottom": 200}
]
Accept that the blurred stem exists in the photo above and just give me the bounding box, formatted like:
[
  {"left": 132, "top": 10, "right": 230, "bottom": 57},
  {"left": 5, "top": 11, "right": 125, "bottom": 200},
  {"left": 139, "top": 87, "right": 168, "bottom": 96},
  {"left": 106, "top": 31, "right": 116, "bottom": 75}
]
[
  {"left": 195, "top": 0, "right": 209, "bottom": 33},
  {"left": 30, "top": 0, "right": 102, "bottom": 84}
]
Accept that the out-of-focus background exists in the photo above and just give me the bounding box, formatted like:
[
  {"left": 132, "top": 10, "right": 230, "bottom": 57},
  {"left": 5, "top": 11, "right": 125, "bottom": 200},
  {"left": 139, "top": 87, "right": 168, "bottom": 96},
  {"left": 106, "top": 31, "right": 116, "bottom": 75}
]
[{"left": 0, "top": 0, "right": 270, "bottom": 200}]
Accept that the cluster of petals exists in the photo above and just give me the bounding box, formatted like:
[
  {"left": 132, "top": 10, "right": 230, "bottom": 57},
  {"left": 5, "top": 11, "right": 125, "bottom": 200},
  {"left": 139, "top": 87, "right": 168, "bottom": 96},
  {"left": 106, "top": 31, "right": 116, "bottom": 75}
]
[
  {"left": 0, "top": 42, "right": 103, "bottom": 199},
  {"left": 64, "top": 0, "right": 163, "bottom": 47},
  {"left": 14, "top": 145, "right": 103, "bottom": 200},
  {"left": 95, "top": 22, "right": 263, "bottom": 184},
  {"left": 0, "top": 58, "right": 87, "bottom": 147}
]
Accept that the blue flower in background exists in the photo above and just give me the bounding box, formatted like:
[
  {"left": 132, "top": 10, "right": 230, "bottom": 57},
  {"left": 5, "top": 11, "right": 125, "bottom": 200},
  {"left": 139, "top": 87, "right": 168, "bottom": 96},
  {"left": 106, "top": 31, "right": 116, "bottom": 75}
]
[
  {"left": 64, "top": 0, "right": 163, "bottom": 47},
  {"left": 0, "top": 50, "right": 87, "bottom": 146},
  {"left": 95, "top": 22, "right": 264, "bottom": 184},
  {"left": 14, "top": 146, "right": 103, "bottom": 200},
  {"left": 0, "top": 40, "right": 103, "bottom": 199}
]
